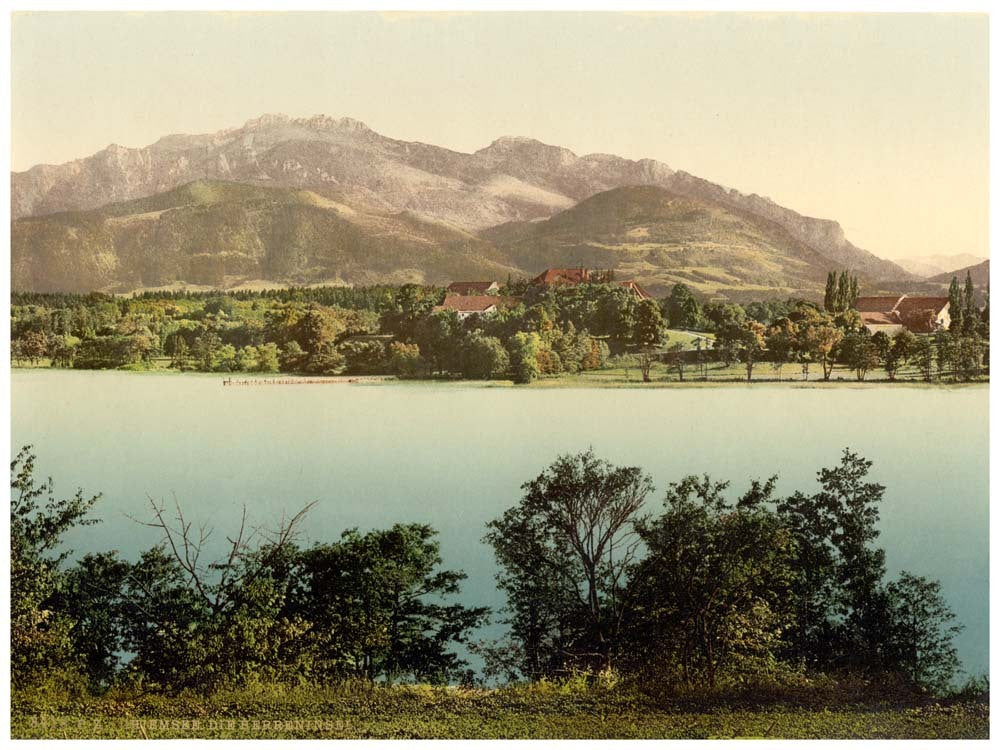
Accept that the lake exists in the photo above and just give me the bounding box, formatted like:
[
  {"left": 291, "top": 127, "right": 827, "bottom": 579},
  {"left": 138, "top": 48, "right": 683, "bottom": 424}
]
[{"left": 10, "top": 370, "right": 990, "bottom": 678}]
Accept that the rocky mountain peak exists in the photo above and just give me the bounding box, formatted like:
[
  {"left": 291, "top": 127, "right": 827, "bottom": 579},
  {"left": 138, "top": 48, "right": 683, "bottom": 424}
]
[
  {"left": 480, "top": 135, "right": 574, "bottom": 155},
  {"left": 10, "top": 113, "right": 913, "bottom": 284},
  {"left": 242, "top": 113, "right": 292, "bottom": 130}
]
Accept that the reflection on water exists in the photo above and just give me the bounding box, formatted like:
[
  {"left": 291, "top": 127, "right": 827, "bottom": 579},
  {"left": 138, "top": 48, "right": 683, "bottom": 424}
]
[{"left": 11, "top": 371, "right": 989, "bottom": 677}]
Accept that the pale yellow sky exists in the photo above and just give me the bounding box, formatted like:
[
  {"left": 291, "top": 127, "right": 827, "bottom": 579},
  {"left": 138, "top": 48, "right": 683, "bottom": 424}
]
[{"left": 11, "top": 12, "right": 989, "bottom": 261}]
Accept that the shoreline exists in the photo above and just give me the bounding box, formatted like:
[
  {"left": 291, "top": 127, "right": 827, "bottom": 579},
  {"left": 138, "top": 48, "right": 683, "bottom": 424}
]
[{"left": 10, "top": 366, "right": 989, "bottom": 390}]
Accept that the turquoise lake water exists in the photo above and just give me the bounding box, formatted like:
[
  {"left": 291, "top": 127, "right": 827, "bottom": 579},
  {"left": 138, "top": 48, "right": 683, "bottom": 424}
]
[{"left": 11, "top": 370, "right": 989, "bottom": 678}]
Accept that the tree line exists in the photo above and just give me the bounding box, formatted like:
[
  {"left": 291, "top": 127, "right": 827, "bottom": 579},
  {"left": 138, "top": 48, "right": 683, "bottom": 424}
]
[
  {"left": 484, "top": 449, "right": 963, "bottom": 694},
  {"left": 11, "top": 271, "right": 989, "bottom": 383},
  {"left": 664, "top": 271, "right": 987, "bottom": 383},
  {"left": 13, "top": 446, "right": 964, "bottom": 697},
  {"left": 12, "top": 446, "right": 487, "bottom": 692},
  {"left": 10, "top": 283, "right": 657, "bottom": 382}
]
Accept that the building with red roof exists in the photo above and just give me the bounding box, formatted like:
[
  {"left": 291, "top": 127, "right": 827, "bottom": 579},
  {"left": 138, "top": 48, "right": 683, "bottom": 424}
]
[
  {"left": 855, "top": 295, "right": 951, "bottom": 334},
  {"left": 532, "top": 268, "right": 594, "bottom": 286}
]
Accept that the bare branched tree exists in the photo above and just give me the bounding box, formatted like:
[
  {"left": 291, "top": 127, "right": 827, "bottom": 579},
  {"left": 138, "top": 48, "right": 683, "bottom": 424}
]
[{"left": 130, "top": 496, "right": 316, "bottom": 615}]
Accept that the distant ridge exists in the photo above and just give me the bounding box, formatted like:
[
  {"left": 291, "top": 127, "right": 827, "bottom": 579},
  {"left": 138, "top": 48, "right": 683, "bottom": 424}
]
[
  {"left": 929, "top": 259, "right": 989, "bottom": 286},
  {"left": 897, "top": 253, "right": 987, "bottom": 279}
]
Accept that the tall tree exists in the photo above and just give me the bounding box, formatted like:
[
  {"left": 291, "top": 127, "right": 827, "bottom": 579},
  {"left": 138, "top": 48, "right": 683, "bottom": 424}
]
[
  {"left": 380, "top": 284, "right": 438, "bottom": 341},
  {"left": 56, "top": 552, "right": 131, "bottom": 688},
  {"left": 459, "top": 333, "right": 509, "bottom": 379},
  {"left": 948, "top": 276, "right": 964, "bottom": 332},
  {"left": 632, "top": 298, "right": 664, "bottom": 350},
  {"left": 631, "top": 299, "right": 664, "bottom": 382},
  {"left": 508, "top": 332, "right": 541, "bottom": 384},
  {"left": 626, "top": 475, "right": 796, "bottom": 687},
  {"left": 718, "top": 320, "right": 767, "bottom": 382},
  {"left": 799, "top": 320, "right": 843, "bottom": 381},
  {"left": 414, "top": 310, "right": 461, "bottom": 375},
  {"left": 883, "top": 572, "right": 962, "bottom": 694},
  {"left": 962, "top": 270, "right": 977, "bottom": 334},
  {"left": 10, "top": 447, "right": 100, "bottom": 688},
  {"left": 935, "top": 330, "right": 954, "bottom": 380},
  {"left": 836, "top": 270, "right": 850, "bottom": 313},
  {"left": 766, "top": 318, "right": 798, "bottom": 381},
  {"left": 666, "top": 283, "right": 701, "bottom": 329},
  {"left": 824, "top": 272, "right": 837, "bottom": 313},
  {"left": 484, "top": 450, "right": 653, "bottom": 676},
  {"left": 841, "top": 331, "right": 880, "bottom": 382},
  {"left": 777, "top": 450, "right": 888, "bottom": 668},
  {"left": 883, "top": 330, "right": 916, "bottom": 381},
  {"left": 290, "top": 525, "right": 488, "bottom": 683},
  {"left": 912, "top": 335, "right": 934, "bottom": 382}
]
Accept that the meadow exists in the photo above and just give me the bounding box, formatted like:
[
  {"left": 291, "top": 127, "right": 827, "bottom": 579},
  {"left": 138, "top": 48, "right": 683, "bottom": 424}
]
[{"left": 11, "top": 680, "right": 989, "bottom": 740}]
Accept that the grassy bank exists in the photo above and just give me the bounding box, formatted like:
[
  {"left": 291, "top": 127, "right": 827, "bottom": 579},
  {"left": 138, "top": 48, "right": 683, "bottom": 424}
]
[
  {"left": 11, "top": 359, "right": 988, "bottom": 388},
  {"left": 12, "top": 681, "right": 989, "bottom": 740}
]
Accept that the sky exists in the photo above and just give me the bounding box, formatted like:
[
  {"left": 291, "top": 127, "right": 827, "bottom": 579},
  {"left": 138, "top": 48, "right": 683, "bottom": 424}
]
[{"left": 10, "top": 11, "right": 989, "bottom": 262}]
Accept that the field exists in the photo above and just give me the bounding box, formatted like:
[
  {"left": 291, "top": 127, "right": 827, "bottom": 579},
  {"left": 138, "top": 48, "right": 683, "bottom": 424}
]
[{"left": 11, "top": 683, "right": 989, "bottom": 740}]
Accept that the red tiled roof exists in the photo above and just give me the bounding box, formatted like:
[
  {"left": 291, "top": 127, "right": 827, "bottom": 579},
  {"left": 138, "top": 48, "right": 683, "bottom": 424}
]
[
  {"left": 859, "top": 311, "right": 902, "bottom": 327},
  {"left": 447, "top": 281, "right": 498, "bottom": 295},
  {"left": 532, "top": 268, "right": 592, "bottom": 285},
  {"left": 856, "top": 296, "right": 903, "bottom": 313},
  {"left": 434, "top": 294, "right": 500, "bottom": 313},
  {"left": 857, "top": 295, "right": 949, "bottom": 333},
  {"left": 894, "top": 296, "right": 949, "bottom": 315}
]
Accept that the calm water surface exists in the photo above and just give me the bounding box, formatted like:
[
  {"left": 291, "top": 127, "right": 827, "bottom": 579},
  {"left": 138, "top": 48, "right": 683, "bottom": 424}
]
[{"left": 11, "top": 371, "right": 989, "bottom": 677}]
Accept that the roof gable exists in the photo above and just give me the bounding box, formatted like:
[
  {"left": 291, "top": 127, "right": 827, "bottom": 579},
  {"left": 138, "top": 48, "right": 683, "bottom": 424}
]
[
  {"left": 447, "top": 281, "right": 499, "bottom": 295},
  {"left": 894, "top": 296, "right": 949, "bottom": 315},
  {"left": 856, "top": 296, "right": 903, "bottom": 313}
]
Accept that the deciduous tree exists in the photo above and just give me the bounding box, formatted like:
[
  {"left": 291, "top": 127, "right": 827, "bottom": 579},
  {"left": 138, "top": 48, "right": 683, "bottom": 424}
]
[
  {"left": 627, "top": 475, "right": 796, "bottom": 686},
  {"left": 484, "top": 451, "right": 653, "bottom": 675}
]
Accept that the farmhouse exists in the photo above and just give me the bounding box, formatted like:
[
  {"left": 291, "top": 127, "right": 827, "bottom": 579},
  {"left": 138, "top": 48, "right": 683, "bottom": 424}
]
[
  {"left": 447, "top": 280, "right": 500, "bottom": 295},
  {"left": 855, "top": 295, "right": 950, "bottom": 335},
  {"left": 433, "top": 294, "right": 502, "bottom": 320}
]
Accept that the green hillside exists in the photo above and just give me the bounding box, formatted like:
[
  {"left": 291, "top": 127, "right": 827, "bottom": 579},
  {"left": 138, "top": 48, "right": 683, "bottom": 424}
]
[
  {"left": 482, "top": 186, "right": 845, "bottom": 299},
  {"left": 12, "top": 180, "right": 522, "bottom": 293},
  {"left": 13, "top": 181, "right": 887, "bottom": 298}
]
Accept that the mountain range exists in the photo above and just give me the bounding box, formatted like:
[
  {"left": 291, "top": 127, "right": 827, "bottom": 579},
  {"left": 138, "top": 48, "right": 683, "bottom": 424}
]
[
  {"left": 12, "top": 113, "right": 930, "bottom": 296},
  {"left": 896, "top": 254, "right": 988, "bottom": 279}
]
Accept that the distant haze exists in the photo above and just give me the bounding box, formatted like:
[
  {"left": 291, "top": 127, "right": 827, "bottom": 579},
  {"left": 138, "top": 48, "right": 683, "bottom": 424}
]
[
  {"left": 896, "top": 254, "right": 989, "bottom": 279},
  {"left": 11, "top": 12, "right": 988, "bottom": 262}
]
